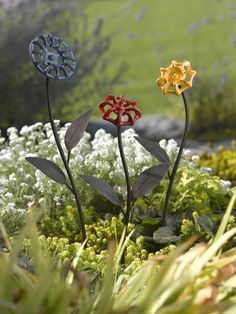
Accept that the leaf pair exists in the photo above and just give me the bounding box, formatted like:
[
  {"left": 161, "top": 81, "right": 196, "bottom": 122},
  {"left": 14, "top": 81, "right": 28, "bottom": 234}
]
[
  {"left": 26, "top": 109, "right": 93, "bottom": 185},
  {"left": 131, "top": 136, "right": 170, "bottom": 198},
  {"left": 80, "top": 135, "right": 171, "bottom": 207}
]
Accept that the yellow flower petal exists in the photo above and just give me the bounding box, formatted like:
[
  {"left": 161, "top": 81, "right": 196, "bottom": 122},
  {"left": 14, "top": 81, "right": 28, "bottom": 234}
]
[
  {"left": 156, "top": 60, "right": 196, "bottom": 95},
  {"left": 156, "top": 77, "right": 166, "bottom": 87}
]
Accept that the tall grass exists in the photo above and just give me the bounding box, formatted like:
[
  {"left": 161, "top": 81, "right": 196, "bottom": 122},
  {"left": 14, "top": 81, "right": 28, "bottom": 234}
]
[{"left": 0, "top": 191, "right": 236, "bottom": 313}]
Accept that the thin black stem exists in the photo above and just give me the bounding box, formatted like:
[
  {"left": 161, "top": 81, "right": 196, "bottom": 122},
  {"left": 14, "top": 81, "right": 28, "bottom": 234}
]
[
  {"left": 167, "top": 170, "right": 171, "bottom": 181},
  {"left": 120, "top": 207, "right": 125, "bottom": 217},
  {"left": 117, "top": 126, "right": 133, "bottom": 233},
  {"left": 46, "top": 78, "right": 87, "bottom": 242},
  {"left": 67, "top": 151, "right": 71, "bottom": 165},
  {"left": 66, "top": 183, "right": 73, "bottom": 193},
  {"left": 161, "top": 92, "right": 189, "bottom": 224}
]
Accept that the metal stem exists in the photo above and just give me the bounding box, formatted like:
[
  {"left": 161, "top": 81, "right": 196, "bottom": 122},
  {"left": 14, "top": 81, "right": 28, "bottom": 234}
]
[
  {"left": 161, "top": 92, "right": 189, "bottom": 224},
  {"left": 117, "top": 126, "right": 133, "bottom": 232},
  {"left": 46, "top": 78, "right": 87, "bottom": 242}
]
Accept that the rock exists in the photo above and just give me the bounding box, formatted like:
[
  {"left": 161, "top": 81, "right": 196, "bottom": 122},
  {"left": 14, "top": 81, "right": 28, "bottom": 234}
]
[
  {"left": 87, "top": 115, "right": 184, "bottom": 140},
  {"left": 134, "top": 115, "right": 184, "bottom": 140},
  {"left": 86, "top": 116, "right": 235, "bottom": 155},
  {"left": 180, "top": 138, "right": 235, "bottom": 155}
]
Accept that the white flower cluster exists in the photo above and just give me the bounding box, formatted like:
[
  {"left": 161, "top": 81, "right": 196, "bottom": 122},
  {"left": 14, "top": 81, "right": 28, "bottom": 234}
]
[
  {"left": 0, "top": 121, "right": 226, "bottom": 214},
  {"left": 219, "top": 179, "right": 232, "bottom": 195},
  {"left": 159, "top": 139, "right": 200, "bottom": 168}
]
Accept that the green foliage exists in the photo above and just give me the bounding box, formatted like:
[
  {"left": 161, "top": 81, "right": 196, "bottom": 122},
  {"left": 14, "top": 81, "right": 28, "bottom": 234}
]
[
  {"left": 38, "top": 207, "right": 123, "bottom": 245},
  {"left": 200, "top": 146, "right": 236, "bottom": 186},
  {"left": 21, "top": 219, "right": 148, "bottom": 282},
  {"left": 181, "top": 213, "right": 236, "bottom": 245},
  {"left": 38, "top": 205, "right": 96, "bottom": 242},
  {"left": 147, "top": 166, "right": 231, "bottom": 216},
  {"left": 1, "top": 199, "right": 236, "bottom": 314},
  {"left": 131, "top": 167, "right": 233, "bottom": 246},
  {"left": 0, "top": 218, "right": 74, "bottom": 314},
  {"left": 0, "top": 211, "right": 26, "bottom": 236},
  {"left": 188, "top": 77, "right": 236, "bottom": 137}
]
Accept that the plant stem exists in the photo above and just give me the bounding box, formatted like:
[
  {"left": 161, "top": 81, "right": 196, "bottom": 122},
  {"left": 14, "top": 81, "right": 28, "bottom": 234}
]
[
  {"left": 46, "top": 78, "right": 87, "bottom": 242},
  {"left": 117, "top": 126, "right": 132, "bottom": 234},
  {"left": 161, "top": 91, "right": 189, "bottom": 225}
]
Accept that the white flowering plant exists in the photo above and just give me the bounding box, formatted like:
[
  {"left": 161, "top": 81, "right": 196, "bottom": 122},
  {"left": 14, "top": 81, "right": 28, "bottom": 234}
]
[{"left": 0, "top": 122, "right": 232, "bottom": 242}]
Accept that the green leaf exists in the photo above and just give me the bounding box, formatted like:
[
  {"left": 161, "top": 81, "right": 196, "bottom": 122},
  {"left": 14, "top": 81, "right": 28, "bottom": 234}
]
[
  {"left": 153, "top": 226, "right": 182, "bottom": 244},
  {"left": 142, "top": 217, "right": 161, "bottom": 226},
  {"left": 197, "top": 215, "right": 215, "bottom": 236}
]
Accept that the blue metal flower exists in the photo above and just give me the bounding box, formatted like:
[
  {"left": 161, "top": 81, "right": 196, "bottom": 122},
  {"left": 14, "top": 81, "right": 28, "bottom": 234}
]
[{"left": 29, "top": 34, "right": 76, "bottom": 80}]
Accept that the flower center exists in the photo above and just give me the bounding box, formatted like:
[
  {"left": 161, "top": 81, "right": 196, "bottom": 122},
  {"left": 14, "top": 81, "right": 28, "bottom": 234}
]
[
  {"left": 45, "top": 47, "right": 63, "bottom": 66},
  {"left": 167, "top": 67, "right": 183, "bottom": 83}
]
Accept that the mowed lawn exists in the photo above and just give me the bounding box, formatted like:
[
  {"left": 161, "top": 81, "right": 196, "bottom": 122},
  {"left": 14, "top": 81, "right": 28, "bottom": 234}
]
[{"left": 88, "top": 0, "right": 236, "bottom": 117}]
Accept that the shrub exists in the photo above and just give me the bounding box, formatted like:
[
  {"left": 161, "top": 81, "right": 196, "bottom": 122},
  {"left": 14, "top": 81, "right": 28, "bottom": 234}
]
[{"left": 188, "top": 76, "right": 236, "bottom": 138}]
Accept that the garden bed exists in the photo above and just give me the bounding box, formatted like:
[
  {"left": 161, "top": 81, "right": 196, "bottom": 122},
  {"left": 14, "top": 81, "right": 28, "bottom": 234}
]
[{"left": 0, "top": 122, "right": 236, "bottom": 313}]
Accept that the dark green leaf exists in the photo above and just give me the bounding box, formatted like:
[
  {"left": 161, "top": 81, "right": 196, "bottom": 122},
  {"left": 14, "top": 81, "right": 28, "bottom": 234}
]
[
  {"left": 64, "top": 109, "right": 93, "bottom": 151},
  {"left": 142, "top": 217, "right": 161, "bottom": 225},
  {"left": 135, "top": 136, "right": 170, "bottom": 163},
  {"left": 132, "top": 163, "right": 169, "bottom": 198},
  {"left": 26, "top": 157, "right": 67, "bottom": 184},
  {"left": 133, "top": 224, "right": 154, "bottom": 238},
  {"left": 153, "top": 226, "right": 182, "bottom": 244},
  {"left": 80, "top": 175, "right": 121, "bottom": 206},
  {"left": 197, "top": 215, "right": 216, "bottom": 236}
]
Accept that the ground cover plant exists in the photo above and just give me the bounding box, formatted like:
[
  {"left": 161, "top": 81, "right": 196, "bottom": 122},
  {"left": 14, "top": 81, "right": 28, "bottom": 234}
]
[{"left": 200, "top": 144, "right": 236, "bottom": 186}]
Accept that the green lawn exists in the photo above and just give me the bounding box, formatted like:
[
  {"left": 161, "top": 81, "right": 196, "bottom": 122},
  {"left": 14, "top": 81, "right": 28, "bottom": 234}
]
[{"left": 87, "top": 0, "right": 236, "bottom": 118}]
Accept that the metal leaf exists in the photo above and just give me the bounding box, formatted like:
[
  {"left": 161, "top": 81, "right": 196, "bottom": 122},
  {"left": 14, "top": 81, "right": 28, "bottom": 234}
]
[
  {"left": 135, "top": 136, "right": 170, "bottom": 163},
  {"left": 80, "top": 175, "right": 121, "bottom": 206},
  {"left": 26, "top": 157, "right": 67, "bottom": 184},
  {"left": 64, "top": 109, "right": 93, "bottom": 151},
  {"left": 132, "top": 163, "right": 169, "bottom": 198}
]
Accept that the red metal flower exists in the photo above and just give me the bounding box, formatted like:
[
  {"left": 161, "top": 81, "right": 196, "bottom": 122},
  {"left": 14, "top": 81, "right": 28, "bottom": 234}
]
[{"left": 98, "top": 95, "right": 141, "bottom": 126}]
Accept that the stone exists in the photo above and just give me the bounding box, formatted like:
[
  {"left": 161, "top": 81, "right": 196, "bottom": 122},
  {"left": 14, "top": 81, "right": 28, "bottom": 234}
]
[
  {"left": 87, "top": 115, "right": 184, "bottom": 140},
  {"left": 86, "top": 116, "right": 235, "bottom": 155}
]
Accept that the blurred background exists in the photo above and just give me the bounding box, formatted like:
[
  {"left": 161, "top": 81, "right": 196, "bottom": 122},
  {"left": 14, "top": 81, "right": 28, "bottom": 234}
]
[{"left": 0, "top": 0, "right": 236, "bottom": 139}]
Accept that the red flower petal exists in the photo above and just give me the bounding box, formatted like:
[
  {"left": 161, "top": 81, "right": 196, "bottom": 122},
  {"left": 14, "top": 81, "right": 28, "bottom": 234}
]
[{"left": 98, "top": 95, "right": 141, "bottom": 127}]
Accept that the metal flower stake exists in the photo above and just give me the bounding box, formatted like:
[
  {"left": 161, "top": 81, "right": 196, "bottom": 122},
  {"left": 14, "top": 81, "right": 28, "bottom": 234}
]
[
  {"left": 99, "top": 95, "right": 141, "bottom": 229},
  {"left": 156, "top": 60, "right": 197, "bottom": 224},
  {"left": 80, "top": 95, "right": 170, "bottom": 235},
  {"left": 27, "top": 34, "right": 93, "bottom": 242}
]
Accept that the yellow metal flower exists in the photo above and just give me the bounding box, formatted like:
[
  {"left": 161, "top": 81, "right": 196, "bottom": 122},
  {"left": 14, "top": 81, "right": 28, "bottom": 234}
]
[{"left": 156, "top": 60, "right": 196, "bottom": 95}]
